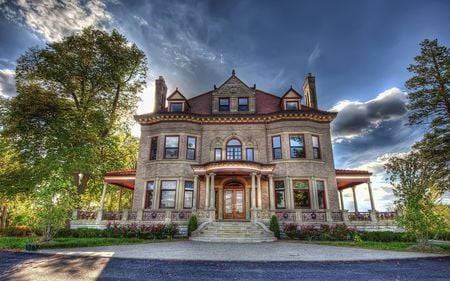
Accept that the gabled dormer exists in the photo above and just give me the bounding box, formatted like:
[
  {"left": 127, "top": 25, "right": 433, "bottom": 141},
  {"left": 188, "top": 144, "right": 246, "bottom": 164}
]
[
  {"left": 280, "top": 86, "right": 302, "bottom": 111},
  {"left": 212, "top": 70, "right": 256, "bottom": 114},
  {"left": 167, "top": 88, "right": 189, "bottom": 112}
]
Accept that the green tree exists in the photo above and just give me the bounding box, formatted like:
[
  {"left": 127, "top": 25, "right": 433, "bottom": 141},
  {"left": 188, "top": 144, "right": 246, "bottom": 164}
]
[{"left": 385, "top": 152, "right": 445, "bottom": 243}]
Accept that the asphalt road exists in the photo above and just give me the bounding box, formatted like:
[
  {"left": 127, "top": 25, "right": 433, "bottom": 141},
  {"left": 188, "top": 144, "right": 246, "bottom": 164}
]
[{"left": 0, "top": 251, "right": 449, "bottom": 281}]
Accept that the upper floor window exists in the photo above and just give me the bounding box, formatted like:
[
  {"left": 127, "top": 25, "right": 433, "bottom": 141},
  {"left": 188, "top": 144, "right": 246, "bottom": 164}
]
[
  {"left": 160, "top": 180, "right": 176, "bottom": 208},
  {"left": 215, "top": 148, "right": 222, "bottom": 161},
  {"left": 219, "top": 98, "right": 230, "bottom": 112},
  {"left": 149, "top": 136, "right": 158, "bottom": 160},
  {"left": 316, "top": 180, "right": 326, "bottom": 209},
  {"left": 183, "top": 181, "right": 194, "bottom": 209},
  {"left": 286, "top": 101, "right": 299, "bottom": 110},
  {"left": 275, "top": 180, "right": 286, "bottom": 209},
  {"left": 272, "top": 135, "right": 282, "bottom": 160},
  {"left": 293, "top": 180, "right": 310, "bottom": 208},
  {"left": 238, "top": 97, "right": 249, "bottom": 111},
  {"left": 164, "top": 136, "right": 179, "bottom": 159},
  {"left": 290, "top": 135, "right": 305, "bottom": 158},
  {"left": 312, "top": 135, "right": 321, "bottom": 159},
  {"left": 246, "top": 148, "right": 254, "bottom": 161},
  {"left": 170, "top": 102, "right": 183, "bottom": 112},
  {"left": 186, "top": 136, "right": 196, "bottom": 160},
  {"left": 145, "top": 181, "right": 154, "bottom": 209},
  {"left": 226, "top": 139, "right": 242, "bottom": 160}
]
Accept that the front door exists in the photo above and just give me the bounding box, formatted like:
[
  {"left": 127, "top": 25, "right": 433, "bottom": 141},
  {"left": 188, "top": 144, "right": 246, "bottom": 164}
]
[{"left": 223, "top": 188, "right": 245, "bottom": 219}]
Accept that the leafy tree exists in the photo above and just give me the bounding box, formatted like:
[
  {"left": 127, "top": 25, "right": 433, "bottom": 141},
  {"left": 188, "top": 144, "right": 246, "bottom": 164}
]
[{"left": 385, "top": 152, "right": 445, "bottom": 243}]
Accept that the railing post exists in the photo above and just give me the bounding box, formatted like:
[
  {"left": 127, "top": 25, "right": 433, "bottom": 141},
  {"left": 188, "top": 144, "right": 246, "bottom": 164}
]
[
  {"left": 369, "top": 210, "right": 378, "bottom": 222},
  {"left": 95, "top": 209, "right": 103, "bottom": 224},
  {"left": 165, "top": 210, "right": 172, "bottom": 223},
  {"left": 137, "top": 209, "right": 143, "bottom": 221},
  {"left": 342, "top": 210, "right": 349, "bottom": 224},
  {"left": 72, "top": 209, "right": 79, "bottom": 220},
  {"left": 326, "top": 209, "right": 332, "bottom": 222},
  {"left": 296, "top": 210, "right": 302, "bottom": 223},
  {"left": 122, "top": 209, "right": 129, "bottom": 221}
]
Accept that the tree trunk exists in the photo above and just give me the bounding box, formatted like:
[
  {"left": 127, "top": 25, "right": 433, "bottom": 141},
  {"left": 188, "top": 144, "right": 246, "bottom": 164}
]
[{"left": 0, "top": 205, "right": 7, "bottom": 228}]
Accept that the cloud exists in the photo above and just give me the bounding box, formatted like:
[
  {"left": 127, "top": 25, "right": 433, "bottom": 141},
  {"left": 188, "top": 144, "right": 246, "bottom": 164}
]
[
  {"left": 307, "top": 44, "right": 321, "bottom": 66},
  {"left": 0, "top": 0, "right": 113, "bottom": 42},
  {"left": 330, "top": 87, "right": 408, "bottom": 140},
  {"left": 0, "top": 69, "right": 16, "bottom": 97}
]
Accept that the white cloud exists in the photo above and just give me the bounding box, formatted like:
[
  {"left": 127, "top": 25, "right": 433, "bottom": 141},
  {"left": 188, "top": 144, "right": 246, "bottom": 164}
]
[
  {"left": 0, "top": 0, "right": 113, "bottom": 42},
  {"left": 133, "top": 15, "right": 148, "bottom": 26},
  {"left": 307, "top": 43, "right": 321, "bottom": 66},
  {"left": 0, "top": 69, "right": 16, "bottom": 97}
]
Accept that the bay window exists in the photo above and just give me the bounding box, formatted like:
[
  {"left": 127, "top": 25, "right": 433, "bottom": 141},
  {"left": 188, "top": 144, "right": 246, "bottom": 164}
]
[
  {"left": 164, "top": 136, "right": 179, "bottom": 159},
  {"left": 160, "top": 180, "right": 177, "bottom": 208},
  {"left": 290, "top": 135, "right": 305, "bottom": 158},
  {"left": 184, "top": 181, "right": 194, "bottom": 209},
  {"left": 272, "top": 135, "right": 282, "bottom": 160},
  {"left": 275, "top": 180, "right": 286, "bottom": 209},
  {"left": 293, "top": 180, "right": 310, "bottom": 208}
]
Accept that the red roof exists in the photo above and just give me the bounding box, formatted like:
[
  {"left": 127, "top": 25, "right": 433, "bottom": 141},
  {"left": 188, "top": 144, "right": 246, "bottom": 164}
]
[{"left": 335, "top": 169, "right": 371, "bottom": 175}]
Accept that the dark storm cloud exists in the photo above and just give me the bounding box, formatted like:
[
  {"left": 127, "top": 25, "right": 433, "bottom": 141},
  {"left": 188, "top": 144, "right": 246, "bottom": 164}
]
[
  {"left": 0, "top": 69, "right": 15, "bottom": 97},
  {"left": 331, "top": 88, "right": 408, "bottom": 140}
]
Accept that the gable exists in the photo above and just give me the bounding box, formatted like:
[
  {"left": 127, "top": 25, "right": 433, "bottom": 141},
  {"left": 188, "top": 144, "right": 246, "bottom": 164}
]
[{"left": 167, "top": 90, "right": 187, "bottom": 101}]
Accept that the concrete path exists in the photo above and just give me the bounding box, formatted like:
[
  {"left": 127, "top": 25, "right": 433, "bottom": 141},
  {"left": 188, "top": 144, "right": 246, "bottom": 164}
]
[{"left": 39, "top": 240, "right": 445, "bottom": 261}]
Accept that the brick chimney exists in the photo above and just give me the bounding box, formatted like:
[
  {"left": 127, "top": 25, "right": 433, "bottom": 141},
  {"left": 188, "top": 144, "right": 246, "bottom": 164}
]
[
  {"left": 303, "top": 73, "right": 318, "bottom": 109},
  {"left": 154, "top": 76, "right": 167, "bottom": 112}
]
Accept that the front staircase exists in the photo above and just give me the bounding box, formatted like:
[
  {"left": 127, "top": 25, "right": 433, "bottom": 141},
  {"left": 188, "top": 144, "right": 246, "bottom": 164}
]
[{"left": 190, "top": 221, "right": 277, "bottom": 243}]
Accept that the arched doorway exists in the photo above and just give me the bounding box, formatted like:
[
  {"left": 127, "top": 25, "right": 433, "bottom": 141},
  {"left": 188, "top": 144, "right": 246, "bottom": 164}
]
[{"left": 222, "top": 181, "right": 245, "bottom": 219}]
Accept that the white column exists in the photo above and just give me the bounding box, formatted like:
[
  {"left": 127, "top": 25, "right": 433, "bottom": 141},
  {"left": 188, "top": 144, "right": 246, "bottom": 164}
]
[
  {"left": 177, "top": 177, "right": 183, "bottom": 209},
  {"left": 311, "top": 177, "right": 317, "bottom": 210},
  {"left": 352, "top": 186, "right": 358, "bottom": 213},
  {"left": 269, "top": 175, "right": 275, "bottom": 210},
  {"left": 339, "top": 189, "right": 344, "bottom": 210},
  {"left": 257, "top": 174, "right": 262, "bottom": 209},
  {"left": 100, "top": 182, "right": 107, "bottom": 210},
  {"left": 285, "top": 176, "right": 291, "bottom": 209},
  {"left": 367, "top": 181, "right": 376, "bottom": 211},
  {"left": 193, "top": 175, "right": 199, "bottom": 210},
  {"left": 210, "top": 173, "right": 216, "bottom": 210},
  {"left": 205, "top": 174, "right": 210, "bottom": 209},
  {"left": 251, "top": 173, "right": 256, "bottom": 209},
  {"left": 153, "top": 177, "right": 160, "bottom": 209}
]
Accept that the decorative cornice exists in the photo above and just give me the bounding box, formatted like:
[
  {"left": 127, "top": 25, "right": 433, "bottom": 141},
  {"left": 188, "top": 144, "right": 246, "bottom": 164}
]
[{"left": 191, "top": 160, "right": 276, "bottom": 175}]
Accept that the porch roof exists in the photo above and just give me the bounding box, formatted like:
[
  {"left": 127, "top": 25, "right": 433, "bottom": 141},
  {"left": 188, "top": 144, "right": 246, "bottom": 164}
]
[
  {"left": 335, "top": 169, "right": 372, "bottom": 190},
  {"left": 191, "top": 161, "right": 276, "bottom": 175},
  {"left": 104, "top": 170, "right": 136, "bottom": 190}
]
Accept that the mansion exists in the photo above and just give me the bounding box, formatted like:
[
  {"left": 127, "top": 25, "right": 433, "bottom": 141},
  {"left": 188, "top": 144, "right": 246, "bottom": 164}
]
[{"left": 72, "top": 71, "right": 396, "bottom": 242}]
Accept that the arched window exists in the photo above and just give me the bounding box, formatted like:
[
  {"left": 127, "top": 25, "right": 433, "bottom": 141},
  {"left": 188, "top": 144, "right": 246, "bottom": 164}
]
[{"left": 226, "top": 139, "right": 242, "bottom": 160}]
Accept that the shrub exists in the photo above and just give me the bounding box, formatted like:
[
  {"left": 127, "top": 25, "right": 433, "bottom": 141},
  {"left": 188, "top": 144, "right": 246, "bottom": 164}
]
[
  {"left": 269, "top": 215, "right": 280, "bottom": 239},
  {"left": 282, "top": 223, "right": 298, "bottom": 239},
  {"left": 359, "top": 231, "right": 411, "bottom": 242},
  {"left": 164, "top": 223, "right": 179, "bottom": 239},
  {"left": 0, "top": 226, "right": 33, "bottom": 237},
  {"left": 299, "top": 225, "right": 318, "bottom": 240},
  {"left": 187, "top": 215, "right": 198, "bottom": 237}
]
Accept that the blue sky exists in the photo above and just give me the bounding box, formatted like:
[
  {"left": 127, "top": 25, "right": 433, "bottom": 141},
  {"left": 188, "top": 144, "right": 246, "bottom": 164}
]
[{"left": 1, "top": 0, "right": 449, "bottom": 210}]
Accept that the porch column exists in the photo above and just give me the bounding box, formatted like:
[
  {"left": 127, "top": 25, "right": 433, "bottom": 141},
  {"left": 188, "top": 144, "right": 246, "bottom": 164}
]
[
  {"left": 205, "top": 174, "right": 210, "bottom": 209},
  {"left": 176, "top": 177, "right": 183, "bottom": 209},
  {"left": 218, "top": 188, "right": 223, "bottom": 220},
  {"left": 352, "top": 186, "right": 358, "bottom": 213},
  {"left": 100, "top": 182, "right": 107, "bottom": 210},
  {"left": 285, "top": 176, "right": 291, "bottom": 209},
  {"left": 251, "top": 173, "right": 256, "bottom": 209},
  {"left": 118, "top": 188, "right": 123, "bottom": 211},
  {"left": 367, "top": 181, "right": 376, "bottom": 211},
  {"left": 210, "top": 173, "right": 216, "bottom": 210},
  {"left": 193, "top": 175, "right": 199, "bottom": 210},
  {"left": 153, "top": 177, "right": 160, "bottom": 209},
  {"left": 269, "top": 174, "right": 275, "bottom": 210},
  {"left": 257, "top": 174, "right": 262, "bottom": 209},
  {"left": 339, "top": 189, "right": 344, "bottom": 210}
]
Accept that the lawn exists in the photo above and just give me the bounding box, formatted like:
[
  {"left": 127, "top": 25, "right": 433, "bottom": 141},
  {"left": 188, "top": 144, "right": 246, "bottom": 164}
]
[
  {"left": 0, "top": 236, "right": 173, "bottom": 250},
  {"left": 304, "top": 240, "right": 450, "bottom": 254}
]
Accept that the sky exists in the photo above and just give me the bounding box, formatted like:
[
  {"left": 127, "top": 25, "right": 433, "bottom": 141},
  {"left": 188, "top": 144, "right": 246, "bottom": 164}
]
[{"left": 0, "top": 0, "right": 449, "bottom": 211}]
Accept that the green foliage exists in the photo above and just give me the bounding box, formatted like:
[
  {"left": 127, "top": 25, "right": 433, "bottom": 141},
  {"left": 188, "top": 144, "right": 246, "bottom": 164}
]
[
  {"left": 187, "top": 215, "right": 198, "bottom": 237},
  {"left": 269, "top": 215, "right": 280, "bottom": 238},
  {"left": 281, "top": 224, "right": 357, "bottom": 241},
  {"left": 359, "top": 231, "right": 412, "bottom": 242}
]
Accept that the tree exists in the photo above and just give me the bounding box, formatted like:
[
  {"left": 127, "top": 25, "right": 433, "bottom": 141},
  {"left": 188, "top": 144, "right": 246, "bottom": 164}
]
[
  {"left": 1, "top": 27, "right": 146, "bottom": 200},
  {"left": 405, "top": 39, "right": 450, "bottom": 194},
  {"left": 385, "top": 152, "right": 445, "bottom": 243}
]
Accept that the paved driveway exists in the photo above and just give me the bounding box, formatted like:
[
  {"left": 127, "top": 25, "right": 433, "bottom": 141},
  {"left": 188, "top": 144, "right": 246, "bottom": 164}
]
[{"left": 39, "top": 240, "right": 444, "bottom": 261}]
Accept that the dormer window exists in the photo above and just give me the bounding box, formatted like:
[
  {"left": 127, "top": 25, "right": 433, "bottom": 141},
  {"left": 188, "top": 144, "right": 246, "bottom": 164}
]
[
  {"left": 238, "top": 97, "right": 249, "bottom": 111},
  {"left": 170, "top": 102, "right": 183, "bottom": 112},
  {"left": 219, "top": 98, "right": 230, "bottom": 112},
  {"left": 286, "top": 101, "right": 299, "bottom": 111}
]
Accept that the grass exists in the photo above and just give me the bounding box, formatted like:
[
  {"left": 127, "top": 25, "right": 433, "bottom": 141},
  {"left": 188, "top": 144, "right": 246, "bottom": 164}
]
[
  {"left": 0, "top": 236, "right": 173, "bottom": 250},
  {"left": 302, "top": 240, "right": 450, "bottom": 254}
]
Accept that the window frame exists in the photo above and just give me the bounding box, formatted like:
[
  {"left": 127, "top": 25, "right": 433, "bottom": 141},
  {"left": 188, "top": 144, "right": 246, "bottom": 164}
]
[
  {"left": 149, "top": 136, "right": 158, "bottom": 160},
  {"left": 271, "top": 135, "right": 282, "bottom": 160},
  {"left": 164, "top": 135, "right": 180, "bottom": 159},
  {"left": 226, "top": 139, "right": 242, "bottom": 160},
  {"left": 183, "top": 181, "right": 194, "bottom": 209},
  {"left": 274, "top": 180, "right": 286, "bottom": 209},
  {"left": 289, "top": 134, "right": 305, "bottom": 158},
  {"left": 316, "top": 180, "right": 327, "bottom": 209},
  {"left": 169, "top": 102, "right": 183, "bottom": 112},
  {"left": 312, "top": 135, "right": 321, "bottom": 159},
  {"left": 214, "top": 148, "right": 222, "bottom": 161},
  {"left": 286, "top": 101, "right": 299, "bottom": 111},
  {"left": 186, "top": 136, "right": 197, "bottom": 160},
  {"left": 159, "top": 180, "right": 177, "bottom": 209},
  {"left": 219, "top": 98, "right": 230, "bottom": 112},
  {"left": 292, "top": 179, "right": 311, "bottom": 209},
  {"left": 145, "top": 181, "right": 155, "bottom": 209},
  {"left": 246, "top": 147, "right": 254, "bottom": 161},
  {"left": 238, "top": 97, "right": 249, "bottom": 111}
]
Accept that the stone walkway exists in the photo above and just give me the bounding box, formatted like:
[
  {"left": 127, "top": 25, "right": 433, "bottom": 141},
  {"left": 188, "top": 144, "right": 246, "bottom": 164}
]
[{"left": 39, "top": 241, "right": 446, "bottom": 261}]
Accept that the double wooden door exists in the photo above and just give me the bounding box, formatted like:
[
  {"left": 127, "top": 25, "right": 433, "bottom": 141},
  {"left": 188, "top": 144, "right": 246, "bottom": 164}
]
[{"left": 223, "top": 188, "right": 245, "bottom": 219}]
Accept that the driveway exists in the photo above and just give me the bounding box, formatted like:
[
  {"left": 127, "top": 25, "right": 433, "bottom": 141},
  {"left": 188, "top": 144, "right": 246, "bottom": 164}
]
[{"left": 39, "top": 240, "right": 444, "bottom": 261}]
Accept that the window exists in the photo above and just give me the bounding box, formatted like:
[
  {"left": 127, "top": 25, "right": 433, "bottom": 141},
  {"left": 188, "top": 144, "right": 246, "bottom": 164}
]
[
  {"left": 272, "top": 135, "right": 282, "bottom": 160},
  {"left": 184, "top": 181, "right": 194, "bottom": 208},
  {"left": 214, "top": 148, "right": 222, "bottom": 160},
  {"left": 160, "top": 181, "right": 176, "bottom": 208},
  {"left": 186, "top": 136, "right": 196, "bottom": 160},
  {"left": 226, "top": 139, "right": 242, "bottom": 160},
  {"left": 145, "top": 181, "right": 154, "bottom": 209},
  {"left": 164, "top": 136, "right": 179, "bottom": 159},
  {"left": 286, "top": 101, "right": 299, "bottom": 110},
  {"left": 290, "top": 135, "right": 305, "bottom": 158},
  {"left": 149, "top": 136, "right": 158, "bottom": 160},
  {"left": 246, "top": 148, "right": 254, "bottom": 161},
  {"left": 293, "top": 180, "right": 310, "bottom": 208},
  {"left": 238, "top": 97, "right": 249, "bottom": 111},
  {"left": 170, "top": 102, "right": 183, "bottom": 112},
  {"left": 275, "top": 181, "right": 286, "bottom": 209},
  {"left": 219, "top": 98, "right": 230, "bottom": 111},
  {"left": 316, "top": 180, "right": 326, "bottom": 209},
  {"left": 312, "top": 135, "right": 321, "bottom": 159}
]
